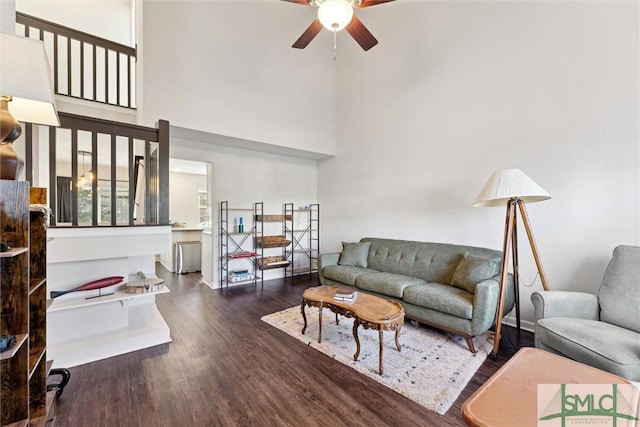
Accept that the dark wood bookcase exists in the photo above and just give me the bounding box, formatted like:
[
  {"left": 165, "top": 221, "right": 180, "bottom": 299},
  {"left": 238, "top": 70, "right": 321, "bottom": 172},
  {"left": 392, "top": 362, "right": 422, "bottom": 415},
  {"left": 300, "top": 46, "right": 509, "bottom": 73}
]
[{"left": 0, "top": 182, "right": 52, "bottom": 426}]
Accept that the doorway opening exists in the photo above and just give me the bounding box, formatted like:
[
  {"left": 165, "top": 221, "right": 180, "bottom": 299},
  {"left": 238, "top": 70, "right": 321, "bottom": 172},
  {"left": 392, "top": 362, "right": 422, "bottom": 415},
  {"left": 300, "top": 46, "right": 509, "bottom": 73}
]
[{"left": 157, "top": 159, "right": 212, "bottom": 276}]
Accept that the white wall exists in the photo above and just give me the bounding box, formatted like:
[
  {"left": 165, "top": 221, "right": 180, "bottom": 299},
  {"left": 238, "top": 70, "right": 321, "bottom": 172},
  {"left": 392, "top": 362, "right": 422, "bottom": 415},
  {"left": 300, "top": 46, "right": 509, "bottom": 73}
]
[
  {"left": 169, "top": 171, "right": 206, "bottom": 228},
  {"left": 1, "top": 0, "right": 15, "bottom": 33},
  {"left": 319, "top": 1, "right": 639, "bottom": 328},
  {"left": 141, "top": 1, "right": 337, "bottom": 156},
  {"left": 16, "top": 0, "right": 133, "bottom": 46}
]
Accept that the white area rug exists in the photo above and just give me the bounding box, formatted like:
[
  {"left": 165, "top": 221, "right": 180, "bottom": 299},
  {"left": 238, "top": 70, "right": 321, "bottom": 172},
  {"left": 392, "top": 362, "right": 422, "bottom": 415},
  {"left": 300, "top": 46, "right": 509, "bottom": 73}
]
[{"left": 261, "top": 305, "right": 493, "bottom": 415}]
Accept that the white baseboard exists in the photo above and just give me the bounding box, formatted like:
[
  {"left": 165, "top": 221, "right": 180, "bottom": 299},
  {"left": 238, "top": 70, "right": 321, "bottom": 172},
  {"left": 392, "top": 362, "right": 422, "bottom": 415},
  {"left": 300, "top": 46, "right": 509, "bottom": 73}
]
[
  {"left": 158, "top": 260, "right": 174, "bottom": 273},
  {"left": 201, "top": 279, "right": 215, "bottom": 290},
  {"left": 501, "top": 316, "right": 535, "bottom": 333}
]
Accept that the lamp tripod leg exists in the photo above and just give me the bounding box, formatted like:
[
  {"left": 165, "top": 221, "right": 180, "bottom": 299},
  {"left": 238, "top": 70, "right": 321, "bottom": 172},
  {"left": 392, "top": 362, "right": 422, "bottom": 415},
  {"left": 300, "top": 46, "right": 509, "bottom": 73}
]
[
  {"left": 490, "top": 200, "right": 516, "bottom": 360},
  {"left": 518, "top": 202, "right": 550, "bottom": 291},
  {"left": 512, "top": 203, "right": 521, "bottom": 333}
]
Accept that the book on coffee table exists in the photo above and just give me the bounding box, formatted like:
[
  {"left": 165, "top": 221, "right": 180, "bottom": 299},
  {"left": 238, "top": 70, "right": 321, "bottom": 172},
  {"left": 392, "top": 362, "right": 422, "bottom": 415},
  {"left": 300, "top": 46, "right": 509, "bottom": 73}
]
[{"left": 334, "top": 287, "right": 357, "bottom": 302}]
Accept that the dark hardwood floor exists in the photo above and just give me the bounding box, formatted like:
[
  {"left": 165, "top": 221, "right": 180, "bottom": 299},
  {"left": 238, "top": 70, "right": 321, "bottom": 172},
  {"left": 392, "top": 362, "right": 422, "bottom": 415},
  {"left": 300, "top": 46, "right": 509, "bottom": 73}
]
[{"left": 55, "top": 265, "right": 533, "bottom": 426}]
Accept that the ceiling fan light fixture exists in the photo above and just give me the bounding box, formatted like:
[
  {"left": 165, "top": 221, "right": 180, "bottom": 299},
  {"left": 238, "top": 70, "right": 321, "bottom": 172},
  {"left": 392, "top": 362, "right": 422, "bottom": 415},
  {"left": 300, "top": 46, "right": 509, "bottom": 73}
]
[{"left": 318, "top": 0, "right": 354, "bottom": 32}]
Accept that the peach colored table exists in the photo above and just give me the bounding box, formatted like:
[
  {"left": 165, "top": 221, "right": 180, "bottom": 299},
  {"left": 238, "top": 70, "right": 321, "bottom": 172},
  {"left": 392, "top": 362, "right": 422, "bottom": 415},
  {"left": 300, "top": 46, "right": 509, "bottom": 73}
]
[{"left": 462, "top": 347, "right": 634, "bottom": 427}]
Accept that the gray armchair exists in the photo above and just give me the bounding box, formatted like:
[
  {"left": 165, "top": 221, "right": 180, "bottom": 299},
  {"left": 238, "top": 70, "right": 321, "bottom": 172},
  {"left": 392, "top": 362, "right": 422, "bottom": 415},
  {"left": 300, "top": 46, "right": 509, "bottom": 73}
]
[{"left": 531, "top": 245, "right": 640, "bottom": 381}]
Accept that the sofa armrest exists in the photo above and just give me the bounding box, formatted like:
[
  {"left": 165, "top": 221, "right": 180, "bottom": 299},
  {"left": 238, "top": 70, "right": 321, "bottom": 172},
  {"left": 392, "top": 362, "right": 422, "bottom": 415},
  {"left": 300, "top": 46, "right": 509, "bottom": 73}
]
[
  {"left": 470, "top": 274, "right": 516, "bottom": 335},
  {"left": 531, "top": 291, "right": 599, "bottom": 324},
  {"left": 318, "top": 252, "right": 340, "bottom": 285}
]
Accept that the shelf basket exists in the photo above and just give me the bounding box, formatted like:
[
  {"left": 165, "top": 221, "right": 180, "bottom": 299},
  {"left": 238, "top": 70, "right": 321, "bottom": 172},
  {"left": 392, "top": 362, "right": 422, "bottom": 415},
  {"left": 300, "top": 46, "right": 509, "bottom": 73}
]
[
  {"left": 255, "top": 214, "right": 292, "bottom": 222},
  {"left": 256, "top": 235, "right": 291, "bottom": 248},
  {"left": 257, "top": 256, "right": 291, "bottom": 270}
]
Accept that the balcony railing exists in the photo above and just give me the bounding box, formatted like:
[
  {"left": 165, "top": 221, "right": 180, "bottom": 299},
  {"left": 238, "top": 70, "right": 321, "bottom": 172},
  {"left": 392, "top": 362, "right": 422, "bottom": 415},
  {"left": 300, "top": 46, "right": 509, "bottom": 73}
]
[
  {"left": 23, "top": 114, "right": 169, "bottom": 227},
  {"left": 16, "top": 12, "right": 136, "bottom": 109}
]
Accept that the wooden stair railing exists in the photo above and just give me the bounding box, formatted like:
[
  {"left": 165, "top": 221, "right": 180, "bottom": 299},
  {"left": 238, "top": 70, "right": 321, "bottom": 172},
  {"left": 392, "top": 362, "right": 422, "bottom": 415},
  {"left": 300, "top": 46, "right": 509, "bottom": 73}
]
[
  {"left": 16, "top": 12, "right": 137, "bottom": 109},
  {"left": 23, "top": 113, "right": 169, "bottom": 228}
]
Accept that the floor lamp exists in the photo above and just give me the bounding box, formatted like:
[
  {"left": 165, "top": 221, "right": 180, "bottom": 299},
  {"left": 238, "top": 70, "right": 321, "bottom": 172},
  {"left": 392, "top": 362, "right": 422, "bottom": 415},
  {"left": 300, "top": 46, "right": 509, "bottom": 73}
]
[
  {"left": 0, "top": 33, "right": 60, "bottom": 180},
  {"left": 474, "top": 169, "right": 551, "bottom": 359}
]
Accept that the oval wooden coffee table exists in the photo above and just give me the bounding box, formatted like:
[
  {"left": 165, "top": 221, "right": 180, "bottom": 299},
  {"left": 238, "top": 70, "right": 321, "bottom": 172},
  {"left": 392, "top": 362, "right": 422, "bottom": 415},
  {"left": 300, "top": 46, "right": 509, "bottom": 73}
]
[{"left": 301, "top": 286, "right": 404, "bottom": 375}]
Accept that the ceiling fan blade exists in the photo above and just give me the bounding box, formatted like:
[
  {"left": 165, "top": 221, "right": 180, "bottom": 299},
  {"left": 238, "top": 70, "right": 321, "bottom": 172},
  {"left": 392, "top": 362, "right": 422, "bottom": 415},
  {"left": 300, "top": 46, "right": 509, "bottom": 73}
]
[
  {"left": 280, "top": 0, "right": 312, "bottom": 5},
  {"left": 345, "top": 15, "right": 378, "bottom": 51},
  {"left": 292, "top": 19, "right": 323, "bottom": 49},
  {"left": 354, "top": 0, "right": 396, "bottom": 9}
]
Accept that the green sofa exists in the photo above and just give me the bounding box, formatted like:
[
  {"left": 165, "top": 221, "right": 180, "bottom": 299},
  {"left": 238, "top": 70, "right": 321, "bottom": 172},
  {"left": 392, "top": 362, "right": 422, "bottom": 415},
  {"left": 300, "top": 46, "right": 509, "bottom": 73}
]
[
  {"left": 531, "top": 245, "right": 640, "bottom": 381},
  {"left": 318, "top": 237, "right": 515, "bottom": 353}
]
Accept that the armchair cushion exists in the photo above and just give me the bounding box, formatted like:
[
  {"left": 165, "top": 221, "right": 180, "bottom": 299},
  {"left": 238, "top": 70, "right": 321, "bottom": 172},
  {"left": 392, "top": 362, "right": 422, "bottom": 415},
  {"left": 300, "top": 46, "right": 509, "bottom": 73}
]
[
  {"left": 598, "top": 245, "right": 640, "bottom": 333},
  {"left": 536, "top": 317, "right": 640, "bottom": 381}
]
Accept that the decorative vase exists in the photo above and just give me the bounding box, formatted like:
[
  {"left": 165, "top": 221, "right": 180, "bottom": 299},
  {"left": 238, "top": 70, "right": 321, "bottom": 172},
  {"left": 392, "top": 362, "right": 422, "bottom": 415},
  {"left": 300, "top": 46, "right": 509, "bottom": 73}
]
[
  {"left": 0, "top": 104, "right": 23, "bottom": 180},
  {"left": 0, "top": 141, "right": 23, "bottom": 180}
]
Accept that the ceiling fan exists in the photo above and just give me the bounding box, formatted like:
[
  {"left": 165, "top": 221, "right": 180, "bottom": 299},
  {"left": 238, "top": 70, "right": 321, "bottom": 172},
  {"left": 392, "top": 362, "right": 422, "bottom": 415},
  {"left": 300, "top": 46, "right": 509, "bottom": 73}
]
[{"left": 282, "top": 0, "right": 396, "bottom": 51}]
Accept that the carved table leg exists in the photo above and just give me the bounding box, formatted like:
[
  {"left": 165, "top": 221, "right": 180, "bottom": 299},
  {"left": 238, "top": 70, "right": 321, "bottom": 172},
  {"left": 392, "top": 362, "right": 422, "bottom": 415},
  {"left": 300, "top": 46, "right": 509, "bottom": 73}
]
[
  {"left": 395, "top": 327, "right": 402, "bottom": 352},
  {"left": 317, "top": 306, "right": 323, "bottom": 343},
  {"left": 378, "top": 328, "right": 384, "bottom": 375},
  {"left": 301, "top": 301, "right": 307, "bottom": 335},
  {"left": 353, "top": 320, "right": 361, "bottom": 361},
  {"left": 335, "top": 312, "right": 339, "bottom": 325}
]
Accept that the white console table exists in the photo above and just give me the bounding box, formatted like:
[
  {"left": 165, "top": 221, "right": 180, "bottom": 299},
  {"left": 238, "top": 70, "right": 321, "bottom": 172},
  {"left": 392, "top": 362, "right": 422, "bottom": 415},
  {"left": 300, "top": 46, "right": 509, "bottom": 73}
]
[
  {"left": 46, "top": 226, "right": 173, "bottom": 368},
  {"left": 48, "top": 285, "right": 171, "bottom": 368}
]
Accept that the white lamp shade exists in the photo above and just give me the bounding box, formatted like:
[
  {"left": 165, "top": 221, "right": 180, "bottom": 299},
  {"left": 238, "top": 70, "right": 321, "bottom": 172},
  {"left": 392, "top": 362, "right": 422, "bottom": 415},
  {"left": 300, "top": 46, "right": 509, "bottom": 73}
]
[
  {"left": 473, "top": 169, "right": 551, "bottom": 207},
  {"left": 318, "top": 0, "right": 354, "bottom": 31},
  {"left": 0, "top": 33, "right": 60, "bottom": 126}
]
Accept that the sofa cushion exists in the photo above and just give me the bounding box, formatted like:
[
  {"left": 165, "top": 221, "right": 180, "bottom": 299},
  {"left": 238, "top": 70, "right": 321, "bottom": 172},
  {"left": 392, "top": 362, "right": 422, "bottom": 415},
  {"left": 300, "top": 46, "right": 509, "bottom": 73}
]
[
  {"left": 360, "top": 238, "right": 502, "bottom": 285},
  {"left": 338, "top": 241, "right": 372, "bottom": 268},
  {"left": 450, "top": 252, "right": 501, "bottom": 293},
  {"left": 355, "top": 272, "right": 425, "bottom": 299},
  {"left": 403, "top": 283, "right": 474, "bottom": 320},
  {"left": 363, "top": 239, "right": 459, "bottom": 283},
  {"left": 322, "top": 265, "right": 378, "bottom": 286},
  {"left": 598, "top": 245, "right": 640, "bottom": 334},
  {"left": 536, "top": 317, "right": 640, "bottom": 381}
]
